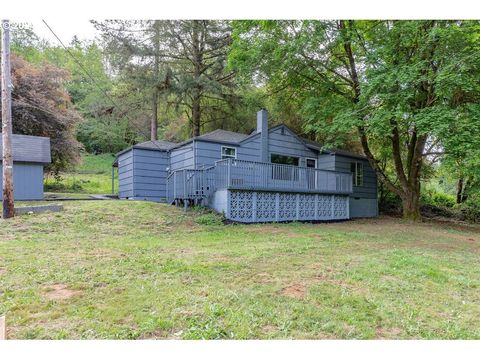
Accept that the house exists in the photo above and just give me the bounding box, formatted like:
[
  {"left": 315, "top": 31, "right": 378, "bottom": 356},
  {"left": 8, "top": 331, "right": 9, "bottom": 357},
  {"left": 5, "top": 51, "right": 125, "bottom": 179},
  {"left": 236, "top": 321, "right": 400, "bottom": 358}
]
[
  {"left": 0, "top": 134, "right": 51, "bottom": 200},
  {"left": 113, "top": 110, "right": 378, "bottom": 222}
]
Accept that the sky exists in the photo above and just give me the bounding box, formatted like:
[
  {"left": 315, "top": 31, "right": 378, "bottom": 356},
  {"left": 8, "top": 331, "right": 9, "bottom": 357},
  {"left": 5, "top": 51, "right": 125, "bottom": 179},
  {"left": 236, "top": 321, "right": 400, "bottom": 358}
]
[{"left": 27, "top": 19, "right": 98, "bottom": 44}]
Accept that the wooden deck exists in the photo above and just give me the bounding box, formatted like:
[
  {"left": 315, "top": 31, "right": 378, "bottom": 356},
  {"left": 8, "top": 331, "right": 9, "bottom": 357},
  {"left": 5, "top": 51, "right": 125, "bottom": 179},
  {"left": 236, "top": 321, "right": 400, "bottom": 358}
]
[{"left": 166, "top": 158, "right": 352, "bottom": 204}]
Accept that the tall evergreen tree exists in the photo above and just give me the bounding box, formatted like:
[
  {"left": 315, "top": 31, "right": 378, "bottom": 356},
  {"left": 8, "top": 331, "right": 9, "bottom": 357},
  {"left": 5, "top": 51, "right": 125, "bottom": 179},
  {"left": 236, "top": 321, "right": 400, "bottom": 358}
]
[{"left": 94, "top": 20, "right": 236, "bottom": 137}]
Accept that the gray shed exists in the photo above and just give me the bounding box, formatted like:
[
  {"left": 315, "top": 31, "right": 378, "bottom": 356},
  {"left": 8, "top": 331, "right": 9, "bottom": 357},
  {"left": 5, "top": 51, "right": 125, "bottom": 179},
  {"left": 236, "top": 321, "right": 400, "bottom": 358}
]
[
  {"left": 0, "top": 134, "right": 51, "bottom": 200},
  {"left": 113, "top": 140, "right": 177, "bottom": 202}
]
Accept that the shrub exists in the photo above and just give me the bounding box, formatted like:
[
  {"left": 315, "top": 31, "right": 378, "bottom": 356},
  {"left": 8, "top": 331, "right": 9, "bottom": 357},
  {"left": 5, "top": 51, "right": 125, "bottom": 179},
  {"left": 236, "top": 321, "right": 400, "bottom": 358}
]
[{"left": 421, "top": 189, "right": 456, "bottom": 208}]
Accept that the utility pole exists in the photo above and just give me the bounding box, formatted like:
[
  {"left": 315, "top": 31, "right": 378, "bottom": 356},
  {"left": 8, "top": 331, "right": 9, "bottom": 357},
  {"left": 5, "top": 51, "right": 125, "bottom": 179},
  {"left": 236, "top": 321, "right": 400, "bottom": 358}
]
[{"left": 1, "top": 19, "right": 15, "bottom": 218}]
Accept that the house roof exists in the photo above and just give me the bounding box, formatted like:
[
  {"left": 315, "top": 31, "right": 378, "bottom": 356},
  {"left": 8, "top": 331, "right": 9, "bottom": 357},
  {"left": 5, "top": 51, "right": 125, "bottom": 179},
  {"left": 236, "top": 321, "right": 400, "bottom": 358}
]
[
  {"left": 196, "top": 129, "right": 250, "bottom": 143},
  {"left": 114, "top": 124, "right": 367, "bottom": 164},
  {"left": 0, "top": 134, "right": 51, "bottom": 164},
  {"left": 169, "top": 129, "right": 254, "bottom": 150}
]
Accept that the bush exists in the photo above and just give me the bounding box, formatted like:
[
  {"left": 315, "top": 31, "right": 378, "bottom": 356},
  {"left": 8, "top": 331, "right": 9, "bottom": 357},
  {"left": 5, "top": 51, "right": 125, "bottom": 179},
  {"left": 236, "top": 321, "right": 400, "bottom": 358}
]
[
  {"left": 421, "top": 189, "right": 456, "bottom": 208},
  {"left": 44, "top": 177, "right": 84, "bottom": 192}
]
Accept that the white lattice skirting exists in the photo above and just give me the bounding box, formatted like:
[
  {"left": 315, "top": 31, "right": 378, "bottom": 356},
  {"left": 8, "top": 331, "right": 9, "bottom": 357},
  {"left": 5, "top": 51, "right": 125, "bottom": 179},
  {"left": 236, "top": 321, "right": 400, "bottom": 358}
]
[{"left": 227, "top": 190, "right": 349, "bottom": 223}]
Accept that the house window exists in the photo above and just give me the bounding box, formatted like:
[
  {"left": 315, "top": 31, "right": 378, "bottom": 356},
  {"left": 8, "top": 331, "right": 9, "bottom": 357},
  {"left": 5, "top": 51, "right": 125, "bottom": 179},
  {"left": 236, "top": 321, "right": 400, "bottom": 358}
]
[
  {"left": 271, "top": 154, "right": 299, "bottom": 166},
  {"left": 221, "top": 146, "right": 236, "bottom": 159},
  {"left": 271, "top": 154, "right": 299, "bottom": 181},
  {"left": 350, "top": 162, "right": 364, "bottom": 186}
]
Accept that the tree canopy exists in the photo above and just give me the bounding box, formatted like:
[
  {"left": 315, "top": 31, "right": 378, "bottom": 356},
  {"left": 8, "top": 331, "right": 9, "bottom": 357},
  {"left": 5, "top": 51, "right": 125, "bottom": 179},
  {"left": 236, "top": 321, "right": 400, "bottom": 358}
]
[
  {"left": 229, "top": 20, "right": 480, "bottom": 219},
  {"left": 3, "top": 54, "right": 83, "bottom": 173}
]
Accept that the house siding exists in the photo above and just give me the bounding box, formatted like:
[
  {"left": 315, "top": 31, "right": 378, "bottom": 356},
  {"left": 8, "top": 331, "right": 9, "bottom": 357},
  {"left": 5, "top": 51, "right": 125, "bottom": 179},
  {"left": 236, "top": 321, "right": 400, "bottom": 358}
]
[
  {"left": 132, "top": 149, "right": 168, "bottom": 202},
  {"left": 268, "top": 126, "right": 317, "bottom": 167},
  {"left": 333, "top": 155, "right": 377, "bottom": 199},
  {"left": 333, "top": 155, "right": 378, "bottom": 218},
  {"left": 118, "top": 150, "right": 134, "bottom": 199},
  {"left": 237, "top": 134, "right": 262, "bottom": 162},
  {"left": 0, "top": 162, "right": 44, "bottom": 200},
  {"left": 194, "top": 141, "right": 223, "bottom": 168},
  {"left": 317, "top": 153, "right": 336, "bottom": 171},
  {"left": 170, "top": 143, "right": 194, "bottom": 171}
]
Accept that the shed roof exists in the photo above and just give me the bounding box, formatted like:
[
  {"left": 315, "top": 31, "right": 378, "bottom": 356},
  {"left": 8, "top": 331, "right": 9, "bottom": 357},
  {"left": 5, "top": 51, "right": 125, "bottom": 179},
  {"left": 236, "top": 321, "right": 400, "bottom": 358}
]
[
  {"left": 113, "top": 139, "right": 178, "bottom": 165},
  {"left": 133, "top": 139, "right": 177, "bottom": 151},
  {"left": 0, "top": 134, "right": 51, "bottom": 164}
]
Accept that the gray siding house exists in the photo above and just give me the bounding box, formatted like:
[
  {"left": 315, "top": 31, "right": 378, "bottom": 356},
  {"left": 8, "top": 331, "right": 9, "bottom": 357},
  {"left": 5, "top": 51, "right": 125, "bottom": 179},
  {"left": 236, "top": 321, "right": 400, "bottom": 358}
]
[
  {"left": 0, "top": 134, "right": 51, "bottom": 200},
  {"left": 114, "top": 110, "right": 378, "bottom": 222}
]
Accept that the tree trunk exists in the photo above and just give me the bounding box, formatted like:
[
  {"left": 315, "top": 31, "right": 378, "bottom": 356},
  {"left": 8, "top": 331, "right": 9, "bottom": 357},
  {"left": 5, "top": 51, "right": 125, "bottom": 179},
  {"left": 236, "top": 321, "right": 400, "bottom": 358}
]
[
  {"left": 456, "top": 177, "right": 464, "bottom": 204},
  {"left": 150, "top": 20, "right": 161, "bottom": 141},
  {"left": 151, "top": 91, "right": 158, "bottom": 141},
  {"left": 191, "top": 20, "right": 202, "bottom": 137},
  {"left": 192, "top": 94, "right": 201, "bottom": 137},
  {"left": 402, "top": 184, "right": 421, "bottom": 220}
]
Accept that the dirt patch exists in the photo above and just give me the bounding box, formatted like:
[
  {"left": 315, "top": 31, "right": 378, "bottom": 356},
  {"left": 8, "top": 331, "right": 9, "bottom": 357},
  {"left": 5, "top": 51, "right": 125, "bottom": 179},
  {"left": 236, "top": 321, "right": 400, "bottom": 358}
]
[
  {"left": 381, "top": 275, "right": 399, "bottom": 282},
  {"left": 428, "top": 230, "right": 480, "bottom": 242},
  {"left": 43, "top": 284, "right": 82, "bottom": 301},
  {"left": 281, "top": 283, "right": 307, "bottom": 299},
  {"left": 0, "top": 267, "right": 6, "bottom": 275},
  {"left": 255, "top": 272, "right": 273, "bottom": 284},
  {"left": 247, "top": 225, "right": 297, "bottom": 238},
  {"left": 261, "top": 325, "right": 278, "bottom": 334},
  {"left": 375, "top": 326, "right": 403, "bottom": 339}
]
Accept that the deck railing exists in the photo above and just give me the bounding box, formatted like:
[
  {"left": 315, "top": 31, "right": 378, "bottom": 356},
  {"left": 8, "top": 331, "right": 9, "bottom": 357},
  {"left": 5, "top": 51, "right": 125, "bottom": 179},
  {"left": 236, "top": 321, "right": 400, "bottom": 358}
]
[
  {"left": 166, "top": 167, "right": 216, "bottom": 203},
  {"left": 167, "top": 158, "right": 352, "bottom": 202},
  {"left": 214, "top": 158, "right": 352, "bottom": 193}
]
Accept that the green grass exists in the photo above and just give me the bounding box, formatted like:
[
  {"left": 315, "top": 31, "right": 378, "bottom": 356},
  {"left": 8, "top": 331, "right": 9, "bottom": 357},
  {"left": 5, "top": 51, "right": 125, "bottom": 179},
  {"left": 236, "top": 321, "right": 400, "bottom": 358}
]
[
  {"left": 44, "top": 153, "right": 116, "bottom": 194},
  {"left": 1, "top": 201, "right": 480, "bottom": 339}
]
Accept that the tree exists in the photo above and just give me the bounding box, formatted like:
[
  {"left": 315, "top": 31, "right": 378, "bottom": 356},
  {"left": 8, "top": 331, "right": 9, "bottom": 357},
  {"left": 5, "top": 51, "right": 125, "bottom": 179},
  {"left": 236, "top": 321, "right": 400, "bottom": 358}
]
[
  {"left": 95, "top": 20, "right": 237, "bottom": 138},
  {"left": 93, "top": 20, "right": 175, "bottom": 141},
  {"left": 0, "top": 54, "right": 83, "bottom": 173},
  {"left": 230, "top": 20, "right": 480, "bottom": 220}
]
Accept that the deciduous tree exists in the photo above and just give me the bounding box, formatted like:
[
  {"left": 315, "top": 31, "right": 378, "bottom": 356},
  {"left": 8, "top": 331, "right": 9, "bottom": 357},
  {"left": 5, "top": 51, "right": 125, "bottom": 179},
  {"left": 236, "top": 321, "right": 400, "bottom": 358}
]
[{"left": 230, "top": 20, "right": 480, "bottom": 220}]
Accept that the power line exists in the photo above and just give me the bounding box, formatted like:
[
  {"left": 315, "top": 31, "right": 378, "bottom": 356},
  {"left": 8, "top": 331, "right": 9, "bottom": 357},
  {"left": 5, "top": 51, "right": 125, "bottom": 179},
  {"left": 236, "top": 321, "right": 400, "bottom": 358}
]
[{"left": 41, "top": 19, "right": 163, "bottom": 151}]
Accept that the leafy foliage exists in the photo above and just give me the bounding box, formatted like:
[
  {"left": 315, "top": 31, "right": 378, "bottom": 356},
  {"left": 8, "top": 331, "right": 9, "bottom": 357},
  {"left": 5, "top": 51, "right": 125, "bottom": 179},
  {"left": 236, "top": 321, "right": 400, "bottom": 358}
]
[
  {"left": 1, "top": 54, "right": 83, "bottom": 173},
  {"left": 230, "top": 20, "right": 480, "bottom": 219}
]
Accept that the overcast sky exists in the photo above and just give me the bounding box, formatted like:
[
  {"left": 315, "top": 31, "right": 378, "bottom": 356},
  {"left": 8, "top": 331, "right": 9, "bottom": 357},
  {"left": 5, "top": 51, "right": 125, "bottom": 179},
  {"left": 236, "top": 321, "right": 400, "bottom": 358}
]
[{"left": 27, "top": 19, "right": 99, "bottom": 44}]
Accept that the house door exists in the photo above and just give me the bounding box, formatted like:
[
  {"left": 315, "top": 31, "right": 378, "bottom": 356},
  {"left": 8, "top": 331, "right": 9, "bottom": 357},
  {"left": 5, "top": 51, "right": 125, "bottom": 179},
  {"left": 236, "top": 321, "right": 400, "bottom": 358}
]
[{"left": 306, "top": 158, "right": 317, "bottom": 189}]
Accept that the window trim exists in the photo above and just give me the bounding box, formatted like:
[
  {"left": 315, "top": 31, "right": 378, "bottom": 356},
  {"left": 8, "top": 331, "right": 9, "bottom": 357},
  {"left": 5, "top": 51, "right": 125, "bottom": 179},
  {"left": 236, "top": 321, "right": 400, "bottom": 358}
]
[
  {"left": 221, "top": 146, "right": 237, "bottom": 159},
  {"left": 351, "top": 161, "right": 364, "bottom": 187}
]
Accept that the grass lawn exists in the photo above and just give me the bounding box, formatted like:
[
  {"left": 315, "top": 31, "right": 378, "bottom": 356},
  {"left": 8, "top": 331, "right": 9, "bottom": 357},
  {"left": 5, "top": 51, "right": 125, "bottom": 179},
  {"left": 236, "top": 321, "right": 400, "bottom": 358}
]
[
  {"left": 1, "top": 201, "right": 480, "bottom": 339},
  {"left": 44, "top": 153, "right": 116, "bottom": 194}
]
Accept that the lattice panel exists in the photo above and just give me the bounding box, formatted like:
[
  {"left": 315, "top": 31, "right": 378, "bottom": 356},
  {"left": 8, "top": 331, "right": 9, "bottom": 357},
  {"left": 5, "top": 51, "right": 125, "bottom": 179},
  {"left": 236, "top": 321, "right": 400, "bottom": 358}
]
[
  {"left": 317, "top": 195, "right": 333, "bottom": 219},
  {"left": 298, "top": 194, "right": 316, "bottom": 220},
  {"left": 256, "top": 192, "right": 277, "bottom": 221},
  {"left": 226, "top": 191, "right": 349, "bottom": 223},
  {"left": 278, "top": 193, "right": 297, "bottom": 220},
  {"left": 229, "top": 191, "right": 253, "bottom": 221},
  {"left": 333, "top": 196, "right": 348, "bottom": 219}
]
